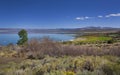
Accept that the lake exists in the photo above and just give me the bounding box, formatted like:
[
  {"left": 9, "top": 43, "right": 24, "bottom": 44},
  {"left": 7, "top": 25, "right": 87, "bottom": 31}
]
[{"left": 0, "top": 34, "right": 74, "bottom": 45}]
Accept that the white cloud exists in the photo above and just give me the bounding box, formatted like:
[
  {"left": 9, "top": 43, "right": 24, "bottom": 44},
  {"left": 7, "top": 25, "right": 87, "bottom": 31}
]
[
  {"left": 98, "top": 15, "right": 103, "bottom": 18},
  {"left": 75, "top": 13, "right": 120, "bottom": 21},
  {"left": 76, "top": 16, "right": 90, "bottom": 20},
  {"left": 85, "top": 16, "right": 90, "bottom": 19},
  {"left": 76, "top": 17, "right": 84, "bottom": 20},
  {"left": 105, "top": 13, "right": 120, "bottom": 18}
]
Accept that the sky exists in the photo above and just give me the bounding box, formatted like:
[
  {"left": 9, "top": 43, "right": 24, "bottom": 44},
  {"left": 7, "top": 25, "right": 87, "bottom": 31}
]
[{"left": 0, "top": 0, "right": 120, "bottom": 29}]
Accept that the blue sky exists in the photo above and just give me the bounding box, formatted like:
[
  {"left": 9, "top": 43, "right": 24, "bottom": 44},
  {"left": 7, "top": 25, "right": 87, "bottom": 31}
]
[{"left": 0, "top": 0, "right": 120, "bottom": 29}]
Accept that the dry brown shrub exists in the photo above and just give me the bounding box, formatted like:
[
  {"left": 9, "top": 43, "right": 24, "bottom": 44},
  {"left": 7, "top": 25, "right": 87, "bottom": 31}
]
[
  {"left": 22, "top": 37, "right": 63, "bottom": 59},
  {"left": 18, "top": 38, "right": 120, "bottom": 58}
]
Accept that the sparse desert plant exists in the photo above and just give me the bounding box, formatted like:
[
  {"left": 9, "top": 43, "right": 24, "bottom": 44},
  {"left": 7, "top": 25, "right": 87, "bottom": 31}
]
[
  {"left": 82, "top": 60, "right": 94, "bottom": 71},
  {"left": 65, "top": 71, "right": 75, "bottom": 75},
  {"left": 101, "top": 62, "right": 120, "bottom": 75},
  {"left": 18, "top": 37, "right": 63, "bottom": 59}
]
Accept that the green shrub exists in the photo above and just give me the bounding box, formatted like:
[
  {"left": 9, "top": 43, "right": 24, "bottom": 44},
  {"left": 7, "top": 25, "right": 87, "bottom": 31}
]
[
  {"left": 102, "top": 63, "right": 120, "bottom": 75},
  {"left": 17, "top": 29, "right": 28, "bottom": 45},
  {"left": 36, "top": 70, "right": 44, "bottom": 75},
  {"left": 82, "top": 60, "right": 94, "bottom": 71},
  {"left": 65, "top": 71, "right": 75, "bottom": 75}
]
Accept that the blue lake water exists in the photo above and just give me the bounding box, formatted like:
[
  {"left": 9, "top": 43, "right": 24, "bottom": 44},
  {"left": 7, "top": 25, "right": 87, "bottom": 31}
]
[{"left": 0, "top": 34, "right": 74, "bottom": 45}]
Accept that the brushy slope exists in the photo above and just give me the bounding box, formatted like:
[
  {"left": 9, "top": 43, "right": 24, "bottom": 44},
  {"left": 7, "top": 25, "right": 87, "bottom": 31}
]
[
  {"left": 0, "top": 56, "right": 120, "bottom": 75},
  {"left": 0, "top": 38, "right": 120, "bottom": 75}
]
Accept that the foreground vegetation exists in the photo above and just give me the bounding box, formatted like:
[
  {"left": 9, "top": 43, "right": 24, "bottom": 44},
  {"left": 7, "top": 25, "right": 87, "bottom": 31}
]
[
  {"left": 0, "top": 55, "right": 120, "bottom": 75},
  {"left": 0, "top": 38, "right": 120, "bottom": 75},
  {"left": 0, "top": 31, "right": 120, "bottom": 75}
]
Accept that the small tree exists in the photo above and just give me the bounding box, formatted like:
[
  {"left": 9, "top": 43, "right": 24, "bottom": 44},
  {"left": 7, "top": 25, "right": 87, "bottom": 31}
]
[{"left": 17, "top": 29, "right": 28, "bottom": 45}]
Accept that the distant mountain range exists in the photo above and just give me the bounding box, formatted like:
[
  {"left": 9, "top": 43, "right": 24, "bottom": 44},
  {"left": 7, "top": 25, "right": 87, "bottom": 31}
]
[{"left": 0, "top": 27, "right": 120, "bottom": 34}]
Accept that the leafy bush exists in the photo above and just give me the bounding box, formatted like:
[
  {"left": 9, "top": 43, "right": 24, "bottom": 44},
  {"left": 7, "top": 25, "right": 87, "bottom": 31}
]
[{"left": 17, "top": 29, "right": 28, "bottom": 45}]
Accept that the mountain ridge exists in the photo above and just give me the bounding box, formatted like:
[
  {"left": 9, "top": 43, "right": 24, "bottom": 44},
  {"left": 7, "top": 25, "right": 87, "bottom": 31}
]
[{"left": 0, "top": 27, "right": 120, "bottom": 34}]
